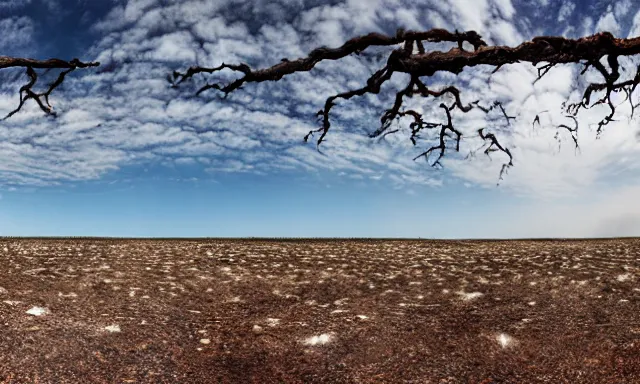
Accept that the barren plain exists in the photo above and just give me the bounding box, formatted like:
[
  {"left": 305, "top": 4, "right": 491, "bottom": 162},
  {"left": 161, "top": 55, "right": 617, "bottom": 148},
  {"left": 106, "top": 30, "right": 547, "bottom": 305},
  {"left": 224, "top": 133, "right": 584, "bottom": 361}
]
[{"left": 0, "top": 238, "right": 639, "bottom": 383}]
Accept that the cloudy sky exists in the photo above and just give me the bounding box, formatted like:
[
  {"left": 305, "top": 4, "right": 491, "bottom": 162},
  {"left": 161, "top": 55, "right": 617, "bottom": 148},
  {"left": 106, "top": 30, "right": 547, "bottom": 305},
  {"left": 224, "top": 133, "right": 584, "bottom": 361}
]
[{"left": 0, "top": 0, "right": 639, "bottom": 237}]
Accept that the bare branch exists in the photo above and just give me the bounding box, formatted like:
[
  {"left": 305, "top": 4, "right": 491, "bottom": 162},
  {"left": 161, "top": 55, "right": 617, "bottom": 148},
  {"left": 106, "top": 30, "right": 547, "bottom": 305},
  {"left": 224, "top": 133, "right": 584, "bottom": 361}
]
[
  {"left": 0, "top": 57, "right": 99, "bottom": 120},
  {"left": 478, "top": 128, "right": 513, "bottom": 182},
  {"left": 533, "top": 62, "right": 556, "bottom": 84},
  {"left": 413, "top": 104, "right": 458, "bottom": 167},
  {"left": 173, "top": 28, "right": 640, "bottom": 181},
  {"left": 557, "top": 115, "right": 579, "bottom": 149},
  {"left": 306, "top": 65, "right": 393, "bottom": 146},
  {"left": 396, "top": 109, "right": 441, "bottom": 145},
  {"left": 473, "top": 101, "right": 516, "bottom": 124}
]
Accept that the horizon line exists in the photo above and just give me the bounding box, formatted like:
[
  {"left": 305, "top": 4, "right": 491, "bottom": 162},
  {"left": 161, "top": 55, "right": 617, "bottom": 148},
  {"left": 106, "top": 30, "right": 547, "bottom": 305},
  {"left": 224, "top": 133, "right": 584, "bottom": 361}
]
[{"left": 0, "top": 236, "right": 638, "bottom": 241}]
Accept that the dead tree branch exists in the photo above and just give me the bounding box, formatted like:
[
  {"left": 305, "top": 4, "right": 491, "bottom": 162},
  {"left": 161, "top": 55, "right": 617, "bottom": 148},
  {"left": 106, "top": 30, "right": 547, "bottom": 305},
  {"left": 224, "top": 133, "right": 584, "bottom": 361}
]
[
  {"left": 173, "top": 29, "right": 640, "bottom": 178},
  {"left": 0, "top": 57, "right": 99, "bottom": 120}
]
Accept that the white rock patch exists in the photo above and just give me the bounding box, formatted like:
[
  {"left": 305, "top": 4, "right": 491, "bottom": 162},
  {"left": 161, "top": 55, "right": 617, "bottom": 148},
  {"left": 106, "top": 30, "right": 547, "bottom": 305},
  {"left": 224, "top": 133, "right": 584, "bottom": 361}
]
[
  {"left": 304, "top": 334, "right": 332, "bottom": 346},
  {"left": 104, "top": 325, "right": 121, "bottom": 333},
  {"left": 497, "top": 333, "right": 514, "bottom": 348},
  {"left": 26, "top": 306, "right": 49, "bottom": 316},
  {"left": 456, "top": 291, "right": 483, "bottom": 301},
  {"left": 617, "top": 273, "right": 631, "bottom": 282},
  {"left": 266, "top": 318, "right": 280, "bottom": 327}
]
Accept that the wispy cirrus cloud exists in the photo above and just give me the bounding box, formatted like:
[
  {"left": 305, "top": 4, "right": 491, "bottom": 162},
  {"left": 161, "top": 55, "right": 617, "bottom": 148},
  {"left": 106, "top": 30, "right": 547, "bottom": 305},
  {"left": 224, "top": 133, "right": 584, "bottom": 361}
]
[{"left": 0, "top": 16, "right": 35, "bottom": 55}]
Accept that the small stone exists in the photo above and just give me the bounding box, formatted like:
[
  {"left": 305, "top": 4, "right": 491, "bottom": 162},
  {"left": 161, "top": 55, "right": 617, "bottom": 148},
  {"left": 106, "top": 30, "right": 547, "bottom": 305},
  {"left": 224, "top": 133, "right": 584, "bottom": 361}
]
[
  {"left": 497, "top": 333, "right": 514, "bottom": 348},
  {"left": 104, "top": 325, "right": 121, "bottom": 333},
  {"left": 266, "top": 318, "right": 280, "bottom": 327},
  {"left": 456, "top": 291, "right": 483, "bottom": 301},
  {"left": 26, "top": 306, "right": 49, "bottom": 316},
  {"left": 253, "top": 325, "right": 263, "bottom": 334},
  {"left": 0, "top": 287, "right": 7, "bottom": 295},
  {"left": 199, "top": 338, "right": 211, "bottom": 345},
  {"left": 304, "top": 334, "right": 332, "bottom": 346},
  {"left": 58, "top": 292, "right": 78, "bottom": 298}
]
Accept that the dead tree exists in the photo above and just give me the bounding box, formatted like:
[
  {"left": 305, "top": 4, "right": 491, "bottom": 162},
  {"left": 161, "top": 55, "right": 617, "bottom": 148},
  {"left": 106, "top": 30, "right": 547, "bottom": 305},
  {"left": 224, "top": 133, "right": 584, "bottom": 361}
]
[
  {"left": 0, "top": 57, "right": 99, "bottom": 119},
  {"left": 171, "top": 29, "right": 640, "bottom": 180}
]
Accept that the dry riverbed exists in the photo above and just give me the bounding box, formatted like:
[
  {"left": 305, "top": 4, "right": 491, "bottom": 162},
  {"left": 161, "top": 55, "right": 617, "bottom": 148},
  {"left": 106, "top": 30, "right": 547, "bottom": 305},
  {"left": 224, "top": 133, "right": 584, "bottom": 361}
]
[{"left": 0, "top": 238, "right": 639, "bottom": 383}]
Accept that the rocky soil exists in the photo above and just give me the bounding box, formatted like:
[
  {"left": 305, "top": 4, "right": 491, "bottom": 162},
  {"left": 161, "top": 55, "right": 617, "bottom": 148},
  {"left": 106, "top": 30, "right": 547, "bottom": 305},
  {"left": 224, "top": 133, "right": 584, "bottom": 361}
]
[{"left": 0, "top": 238, "right": 639, "bottom": 383}]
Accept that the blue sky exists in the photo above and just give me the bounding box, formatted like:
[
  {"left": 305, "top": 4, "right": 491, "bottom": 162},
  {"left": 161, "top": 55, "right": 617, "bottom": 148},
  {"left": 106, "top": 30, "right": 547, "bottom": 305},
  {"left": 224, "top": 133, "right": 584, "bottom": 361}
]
[{"left": 0, "top": 0, "right": 639, "bottom": 237}]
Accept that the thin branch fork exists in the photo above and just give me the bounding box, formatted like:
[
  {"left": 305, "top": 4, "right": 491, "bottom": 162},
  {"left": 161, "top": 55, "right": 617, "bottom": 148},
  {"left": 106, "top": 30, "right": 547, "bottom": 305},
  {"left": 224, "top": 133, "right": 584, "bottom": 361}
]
[
  {"left": 0, "top": 57, "right": 99, "bottom": 120},
  {"left": 412, "top": 103, "right": 462, "bottom": 167}
]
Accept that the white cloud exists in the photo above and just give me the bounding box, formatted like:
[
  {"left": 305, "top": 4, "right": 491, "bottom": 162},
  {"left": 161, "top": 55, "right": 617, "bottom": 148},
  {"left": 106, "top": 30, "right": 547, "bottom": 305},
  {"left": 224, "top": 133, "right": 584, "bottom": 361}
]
[
  {"left": 557, "top": 1, "right": 575, "bottom": 23},
  {"left": 594, "top": 12, "right": 620, "bottom": 35},
  {"left": 629, "top": 9, "right": 640, "bottom": 38},
  {"left": 439, "top": 55, "right": 640, "bottom": 200},
  {"left": 0, "top": 0, "right": 32, "bottom": 10},
  {"left": 614, "top": 0, "right": 632, "bottom": 19},
  {"left": 489, "top": 19, "right": 523, "bottom": 46},
  {"left": 493, "top": 0, "right": 515, "bottom": 20},
  {"left": 502, "top": 184, "right": 640, "bottom": 238},
  {"left": 394, "top": 8, "right": 423, "bottom": 30},
  {"left": 449, "top": 0, "right": 489, "bottom": 33},
  {"left": 0, "top": 16, "right": 35, "bottom": 55},
  {"left": 146, "top": 31, "right": 198, "bottom": 62}
]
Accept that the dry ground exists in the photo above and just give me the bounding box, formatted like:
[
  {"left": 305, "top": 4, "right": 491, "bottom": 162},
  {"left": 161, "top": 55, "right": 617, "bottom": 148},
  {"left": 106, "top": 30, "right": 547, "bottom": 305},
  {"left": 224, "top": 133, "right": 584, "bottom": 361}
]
[{"left": 0, "top": 238, "right": 639, "bottom": 383}]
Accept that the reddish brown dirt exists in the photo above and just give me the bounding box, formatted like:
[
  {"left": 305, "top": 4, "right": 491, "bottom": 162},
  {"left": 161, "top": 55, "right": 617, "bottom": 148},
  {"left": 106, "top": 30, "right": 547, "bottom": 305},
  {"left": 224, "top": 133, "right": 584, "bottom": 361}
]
[{"left": 0, "top": 238, "right": 639, "bottom": 383}]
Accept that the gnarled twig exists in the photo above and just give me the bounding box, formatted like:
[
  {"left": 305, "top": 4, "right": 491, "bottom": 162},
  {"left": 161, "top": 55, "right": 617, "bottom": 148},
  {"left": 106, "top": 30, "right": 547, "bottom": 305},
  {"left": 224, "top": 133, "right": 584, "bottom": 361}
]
[{"left": 0, "top": 57, "right": 99, "bottom": 120}]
